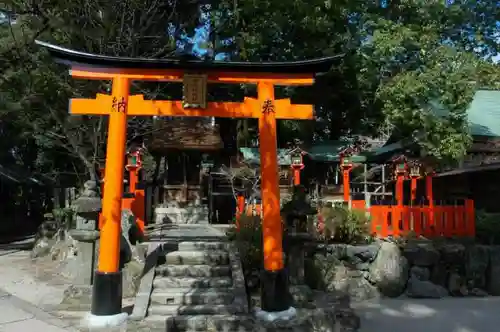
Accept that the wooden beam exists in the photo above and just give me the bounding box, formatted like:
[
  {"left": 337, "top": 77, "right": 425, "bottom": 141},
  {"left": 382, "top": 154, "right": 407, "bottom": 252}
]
[
  {"left": 69, "top": 67, "right": 315, "bottom": 86},
  {"left": 274, "top": 99, "right": 314, "bottom": 119},
  {"left": 69, "top": 94, "right": 112, "bottom": 115},
  {"left": 130, "top": 95, "right": 257, "bottom": 118},
  {"left": 70, "top": 94, "right": 314, "bottom": 120}
]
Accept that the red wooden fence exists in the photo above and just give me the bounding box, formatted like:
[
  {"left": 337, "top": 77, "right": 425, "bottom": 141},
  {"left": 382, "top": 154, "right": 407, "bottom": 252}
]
[
  {"left": 352, "top": 200, "right": 475, "bottom": 238},
  {"left": 237, "top": 199, "right": 475, "bottom": 238}
]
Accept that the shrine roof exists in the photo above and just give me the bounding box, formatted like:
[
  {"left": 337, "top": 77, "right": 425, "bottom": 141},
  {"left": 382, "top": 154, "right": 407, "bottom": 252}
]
[{"left": 35, "top": 40, "right": 344, "bottom": 74}]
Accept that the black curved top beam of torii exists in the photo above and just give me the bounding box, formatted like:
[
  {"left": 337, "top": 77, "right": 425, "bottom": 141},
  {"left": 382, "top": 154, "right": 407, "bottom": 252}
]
[{"left": 35, "top": 40, "right": 344, "bottom": 74}]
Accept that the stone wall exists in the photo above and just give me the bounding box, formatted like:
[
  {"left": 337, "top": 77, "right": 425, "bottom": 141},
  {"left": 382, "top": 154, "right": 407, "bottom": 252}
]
[
  {"left": 154, "top": 205, "right": 209, "bottom": 224},
  {"left": 307, "top": 238, "right": 500, "bottom": 301}
]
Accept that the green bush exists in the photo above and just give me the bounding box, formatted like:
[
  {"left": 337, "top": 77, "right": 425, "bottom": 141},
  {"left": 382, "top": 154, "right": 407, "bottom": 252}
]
[
  {"left": 323, "top": 205, "right": 373, "bottom": 244},
  {"left": 227, "top": 214, "right": 263, "bottom": 273},
  {"left": 476, "top": 209, "right": 500, "bottom": 244}
]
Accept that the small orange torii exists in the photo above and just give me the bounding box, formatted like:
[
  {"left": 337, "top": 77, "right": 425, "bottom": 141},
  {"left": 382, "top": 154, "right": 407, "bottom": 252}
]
[{"left": 36, "top": 40, "right": 342, "bottom": 324}]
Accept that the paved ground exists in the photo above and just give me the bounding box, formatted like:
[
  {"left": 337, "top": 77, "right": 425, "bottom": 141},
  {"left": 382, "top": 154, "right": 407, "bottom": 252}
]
[
  {"left": 0, "top": 288, "right": 78, "bottom": 332},
  {"left": 354, "top": 297, "right": 500, "bottom": 332}
]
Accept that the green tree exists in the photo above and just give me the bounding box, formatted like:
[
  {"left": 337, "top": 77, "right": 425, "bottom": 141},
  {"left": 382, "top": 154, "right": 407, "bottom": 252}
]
[
  {"left": 210, "top": 0, "right": 500, "bottom": 159},
  {"left": 0, "top": 0, "right": 204, "bottom": 182}
]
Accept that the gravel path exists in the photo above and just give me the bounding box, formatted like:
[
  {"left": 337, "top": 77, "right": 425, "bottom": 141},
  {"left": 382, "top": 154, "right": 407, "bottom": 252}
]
[
  {"left": 354, "top": 297, "right": 500, "bottom": 332},
  {"left": 0, "top": 242, "right": 69, "bottom": 309}
]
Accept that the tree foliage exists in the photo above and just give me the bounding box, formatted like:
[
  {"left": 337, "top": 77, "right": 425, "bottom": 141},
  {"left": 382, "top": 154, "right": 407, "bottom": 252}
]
[
  {"left": 0, "top": 0, "right": 204, "bottom": 182},
  {"left": 213, "top": 0, "right": 500, "bottom": 159}
]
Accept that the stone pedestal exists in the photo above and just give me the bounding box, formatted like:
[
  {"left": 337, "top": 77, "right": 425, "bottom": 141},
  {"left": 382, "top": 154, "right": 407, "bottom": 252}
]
[
  {"left": 69, "top": 229, "right": 100, "bottom": 285},
  {"left": 286, "top": 232, "right": 315, "bottom": 305}
]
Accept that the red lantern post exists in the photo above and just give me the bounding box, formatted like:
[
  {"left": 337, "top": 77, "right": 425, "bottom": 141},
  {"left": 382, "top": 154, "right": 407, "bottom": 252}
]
[
  {"left": 125, "top": 150, "right": 142, "bottom": 192},
  {"left": 340, "top": 155, "right": 354, "bottom": 202},
  {"left": 392, "top": 156, "right": 408, "bottom": 206},
  {"left": 289, "top": 148, "right": 305, "bottom": 186},
  {"left": 408, "top": 161, "right": 421, "bottom": 203},
  {"left": 425, "top": 165, "right": 435, "bottom": 227},
  {"left": 124, "top": 149, "right": 145, "bottom": 235},
  {"left": 235, "top": 192, "right": 245, "bottom": 230}
]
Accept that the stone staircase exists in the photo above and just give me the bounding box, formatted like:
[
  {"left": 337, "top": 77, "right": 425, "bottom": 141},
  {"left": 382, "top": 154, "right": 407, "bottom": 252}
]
[{"left": 131, "top": 239, "right": 252, "bottom": 331}]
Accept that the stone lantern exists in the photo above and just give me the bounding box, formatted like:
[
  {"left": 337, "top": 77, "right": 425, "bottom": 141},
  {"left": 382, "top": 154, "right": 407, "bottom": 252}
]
[
  {"left": 280, "top": 185, "right": 316, "bottom": 304},
  {"left": 69, "top": 180, "right": 101, "bottom": 286}
]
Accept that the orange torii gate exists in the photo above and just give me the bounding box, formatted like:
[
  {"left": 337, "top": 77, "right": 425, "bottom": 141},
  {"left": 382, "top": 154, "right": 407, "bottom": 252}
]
[{"left": 36, "top": 40, "right": 342, "bottom": 323}]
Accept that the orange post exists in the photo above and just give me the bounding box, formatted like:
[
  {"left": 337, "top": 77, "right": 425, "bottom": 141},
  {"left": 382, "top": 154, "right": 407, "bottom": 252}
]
[
  {"left": 426, "top": 174, "right": 434, "bottom": 204},
  {"left": 98, "top": 169, "right": 105, "bottom": 230},
  {"left": 93, "top": 76, "right": 129, "bottom": 316},
  {"left": 293, "top": 168, "right": 301, "bottom": 186},
  {"left": 410, "top": 177, "right": 418, "bottom": 202},
  {"left": 98, "top": 166, "right": 145, "bottom": 234},
  {"left": 257, "top": 82, "right": 289, "bottom": 312},
  {"left": 133, "top": 190, "right": 146, "bottom": 234},
  {"left": 379, "top": 206, "right": 390, "bottom": 237},
  {"left": 412, "top": 205, "right": 423, "bottom": 237},
  {"left": 465, "top": 199, "right": 475, "bottom": 237},
  {"left": 396, "top": 174, "right": 404, "bottom": 206},
  {"left": 129, "top": 168, "right": 138, "bottom": 192},
  {"left": 426, "top": 173, "right": 434, "bottom": 227},
  {"left": 342, "top": 167, "right": 352, "bottom": 202},
  {"left": 236, "top": 194, "right": 245, "bottom": 229},
  {"left": 391, "top": 205, "right": 401, "bottom": 237},
  {"left": 258, "top": 82, "right": 283, "bottom": 271},
  {"left": 126, "top": 166, "right": 145, "bottom": 235}
]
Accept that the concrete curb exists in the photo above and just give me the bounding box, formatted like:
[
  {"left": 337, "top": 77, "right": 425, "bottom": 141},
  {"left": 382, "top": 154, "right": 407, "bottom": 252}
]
[
  {"left": 227, "top": 242, "right": 250, "bottom": 314},
  {"left": 129, "top": 242, "right": 161, "bottom": 321},
  {"left": 0, "top": 287, "right": 80, "bottom": 332}
]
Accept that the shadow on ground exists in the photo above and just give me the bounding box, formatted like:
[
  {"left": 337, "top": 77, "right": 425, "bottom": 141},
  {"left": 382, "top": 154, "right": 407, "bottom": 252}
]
[
  {"left": 0, "top": 235, "right": 35, "bottom": 255},
  {"left": 354, "top": 297, "right": 500, "bottom": 332}
]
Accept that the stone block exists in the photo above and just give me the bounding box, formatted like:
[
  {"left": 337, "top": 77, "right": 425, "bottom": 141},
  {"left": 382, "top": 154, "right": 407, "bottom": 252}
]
[
  {"left": 148, "top": 303, "right": 242, "bottom": 316},
  {"left": 143, "top": 314, "right": 250, "bottom": 332},
  {"left": 154, "top": 206, "right": 209, "bottom": 224},
  {"left": 165, "top": 250, "right": 229, "bottom": 265},
  {"left": 154, "top": 265, "right": 231, "bottom": 278},
  {"left": 150, "top": 289, "right": 234, "bottom": 305},
  {"left": 152, "top": 276, "right": 232, "bottom": 289},
  {"left": 178, "top": 241, "right": 229, "bottom": 252}
]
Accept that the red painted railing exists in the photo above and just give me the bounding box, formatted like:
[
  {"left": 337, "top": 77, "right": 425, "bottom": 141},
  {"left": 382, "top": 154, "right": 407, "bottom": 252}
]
[
  {"left": 237, "top": 199, "right": 475, "bottom": 238},
  {"left": 352, "top": 200, "right": 475, "bottom": 238}
]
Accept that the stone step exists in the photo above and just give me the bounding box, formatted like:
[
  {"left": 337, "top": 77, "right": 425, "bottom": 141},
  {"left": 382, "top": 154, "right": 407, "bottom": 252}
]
[
  {"left": 148, "top": 303, "right": 243, "bottom": 316},
  {"left": 155, "top": 206, "right": 209, "bottom": 214},
  {"left": 150, "top": 288, "right": 234, "bottom": 305},
  {"left": 153, "top": 276, "right": 233, "bottom": 289},
  {"left": 155, "top": 264, "right": 231, "bottom": 277},
  {"left": 144, "top": 314, "right": 254, "bottom": 331},
  {"left": 178, "top": 241, "right": 229, "bottom": 252},
  {"left": 165, "top": 250, "right": 229, "bottom": 265}
]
